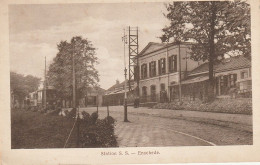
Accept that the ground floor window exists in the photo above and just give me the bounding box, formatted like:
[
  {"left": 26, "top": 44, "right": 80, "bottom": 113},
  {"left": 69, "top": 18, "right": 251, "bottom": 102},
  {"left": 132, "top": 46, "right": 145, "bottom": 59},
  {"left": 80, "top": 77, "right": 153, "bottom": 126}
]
[
  {"left": 160, "top": 83, "right": 167, "bottom": 103},
  {"left": 216, "top": 74, "right": 237, "bottom": 96},
  {"left": 142, "top": 86, "right": 147, "bottom": 96},
  {"left": 150, "top": 85, "right": 156, "bottom": 102}
]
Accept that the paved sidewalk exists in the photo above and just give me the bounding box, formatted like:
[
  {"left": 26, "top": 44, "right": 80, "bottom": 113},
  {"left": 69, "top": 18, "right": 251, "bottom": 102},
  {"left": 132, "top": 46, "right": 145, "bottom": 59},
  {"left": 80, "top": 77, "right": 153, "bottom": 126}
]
[
  {"left": 80, "top": 106, "right": 252, "bottom": 146},
  {"left": 81, "top": 106, "right": 252, "bottom": 125}
]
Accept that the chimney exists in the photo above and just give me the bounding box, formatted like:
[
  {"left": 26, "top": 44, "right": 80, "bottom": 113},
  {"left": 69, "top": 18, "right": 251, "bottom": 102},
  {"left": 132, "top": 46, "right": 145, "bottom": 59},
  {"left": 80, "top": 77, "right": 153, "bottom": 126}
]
[{"left": 116, "top": 79, "right": 120, "bottom": 85}]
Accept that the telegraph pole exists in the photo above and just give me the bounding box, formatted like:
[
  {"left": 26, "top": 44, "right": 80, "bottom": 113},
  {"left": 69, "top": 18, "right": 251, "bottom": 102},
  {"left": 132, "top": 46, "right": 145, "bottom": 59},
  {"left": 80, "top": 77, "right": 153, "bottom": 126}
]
[
  {"left": 72, "top": 43, "right": 76, "bottom": 109},
  {"left": 122, "top": 28, "right": 128, "bottom": 122}
]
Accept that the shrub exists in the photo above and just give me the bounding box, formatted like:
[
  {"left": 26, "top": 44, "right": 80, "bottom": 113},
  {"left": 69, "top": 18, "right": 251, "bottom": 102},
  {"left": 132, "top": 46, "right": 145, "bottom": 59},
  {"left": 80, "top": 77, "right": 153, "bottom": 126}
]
[
  {"left": 81, "top": 111, "right": 91, "bottom": 120},
  {"left": 90, "top": 112, "right": 98, "bottom": 124},
  {"left": 47, "top": 108, "right": 61, "bottom": 116},
  {"left": 80, "top": 116, "right": 117, "bottom": 148},
  {"left": 152, "top": 98, "right": 252, "bottom": 115},
  {"left": 64, "top": 110, "right": 69, "bottom": 116},
  {"left": 81, "top": 111, "right": 91, "bottom": 126},
  {"left": 66, "top": 108, "right": 77, "bottom": 119},
  {"left": 105, "top": 116, "right": 116, "bottom": 125}
]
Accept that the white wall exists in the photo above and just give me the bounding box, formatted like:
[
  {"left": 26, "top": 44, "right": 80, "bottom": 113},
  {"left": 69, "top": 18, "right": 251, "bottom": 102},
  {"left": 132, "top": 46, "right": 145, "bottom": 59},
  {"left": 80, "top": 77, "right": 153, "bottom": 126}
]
[
  {"left": 215, "top": 67, "right": 251, "bottom": 81},
  {"left": 138, "top": 44, "right": 202, "bottom": 96}
]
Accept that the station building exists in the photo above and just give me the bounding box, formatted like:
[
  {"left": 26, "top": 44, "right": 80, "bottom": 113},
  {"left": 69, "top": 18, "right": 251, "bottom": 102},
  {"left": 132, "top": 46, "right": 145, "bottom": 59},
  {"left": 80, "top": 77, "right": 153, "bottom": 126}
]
[
  {"left": 137, "top": 42, "right": 202, "bottom": 103},
  {"left": 137, "top": 42, "right": 251, "bottom": 103}
]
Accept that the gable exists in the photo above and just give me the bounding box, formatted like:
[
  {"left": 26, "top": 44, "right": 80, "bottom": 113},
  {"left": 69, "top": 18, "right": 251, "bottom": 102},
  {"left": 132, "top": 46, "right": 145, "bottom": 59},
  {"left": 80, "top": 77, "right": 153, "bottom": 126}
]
[{"left": 139, "top": 42, "right": 166, "bottom": 56}]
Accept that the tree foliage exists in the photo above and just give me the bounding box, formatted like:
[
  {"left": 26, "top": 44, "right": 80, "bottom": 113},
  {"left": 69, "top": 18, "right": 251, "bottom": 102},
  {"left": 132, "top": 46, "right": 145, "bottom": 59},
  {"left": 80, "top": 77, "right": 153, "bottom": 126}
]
[
  {"left": 161, "top": 1, "right": 250, "bottom": 61},
  {"left": 47, "top": 36, "right": 99, "bottom": 101},
  {"left": 161, "top": 1, "right": 250, "bottom": 100},
  {"left": 10, "top": 72, "right": 41, "bottom": 101}
]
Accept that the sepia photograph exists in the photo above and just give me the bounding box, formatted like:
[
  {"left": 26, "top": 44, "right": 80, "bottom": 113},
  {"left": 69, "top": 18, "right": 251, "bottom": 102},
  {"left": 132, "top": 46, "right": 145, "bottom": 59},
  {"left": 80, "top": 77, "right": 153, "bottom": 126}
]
[{"left": 8, "top": 1, "right": 253, "bottom": 150}]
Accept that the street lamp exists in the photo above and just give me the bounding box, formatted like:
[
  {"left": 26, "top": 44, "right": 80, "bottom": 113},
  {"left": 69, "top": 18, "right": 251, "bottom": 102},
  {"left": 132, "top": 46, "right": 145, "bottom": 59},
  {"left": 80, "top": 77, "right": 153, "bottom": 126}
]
[{"left": 122, "top": 28, "right": 129, "bottom": 122}]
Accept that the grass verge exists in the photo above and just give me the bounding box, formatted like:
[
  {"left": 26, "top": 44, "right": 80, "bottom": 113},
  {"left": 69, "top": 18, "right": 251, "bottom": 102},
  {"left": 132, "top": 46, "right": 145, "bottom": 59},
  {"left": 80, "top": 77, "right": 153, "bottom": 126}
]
[{"left": 11, "top": 109, "right": 117, "bottom": 149}]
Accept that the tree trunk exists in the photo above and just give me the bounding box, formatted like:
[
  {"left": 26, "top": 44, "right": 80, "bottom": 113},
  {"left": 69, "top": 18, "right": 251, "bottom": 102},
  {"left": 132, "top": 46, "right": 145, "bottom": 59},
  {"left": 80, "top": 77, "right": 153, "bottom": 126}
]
[{"left": 208, "top": 1, "right": 217, "bottom": 102}]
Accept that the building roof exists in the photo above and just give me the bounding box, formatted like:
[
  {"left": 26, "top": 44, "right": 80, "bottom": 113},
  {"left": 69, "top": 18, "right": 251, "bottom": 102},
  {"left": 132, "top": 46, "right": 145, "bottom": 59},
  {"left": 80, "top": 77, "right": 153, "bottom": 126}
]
[
  {"left": 138, "top": 41, "right": 192, "bottom": 57},
  {"left": 106, "top": 79, "right": 134, "bottom": 92},
  {"left": 189, "top": 55, "right": 251, "bottom": 76},
  {"left": 90, "top": 86, "right": 106, "bottom": 95},
  {"left": 139, "top": 42, "right": 167, "bottom": 56}
]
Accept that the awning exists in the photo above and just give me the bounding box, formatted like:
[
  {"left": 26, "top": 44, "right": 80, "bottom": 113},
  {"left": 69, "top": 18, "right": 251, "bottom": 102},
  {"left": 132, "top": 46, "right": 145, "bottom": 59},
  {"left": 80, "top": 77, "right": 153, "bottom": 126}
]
[
  {"left": 236, "top": 77, "right": 251, "bottom": 83},
  {"left": 182, "top": 76, "right": 209, "bottom": 85},
  {"left": 170, "top": 75, "right": 209, "bottom": 86},
  {"left": 105, "top": 89, "right": 126, "bottom": 95}
]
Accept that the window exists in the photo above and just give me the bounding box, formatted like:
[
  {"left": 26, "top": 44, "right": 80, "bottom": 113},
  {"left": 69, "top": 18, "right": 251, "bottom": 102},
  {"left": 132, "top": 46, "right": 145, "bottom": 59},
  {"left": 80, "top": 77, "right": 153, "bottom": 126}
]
[
  {"left": 160, "top": 83, "right": 165, "bottom": 91},
  {"left": 158, "top": 58, "right": 166, "bottom": 75},
  {"left": 141, "top": 64, "right": 147, "bottom": 79},
  {"left": 149, "top": 61, "right": 156, "bottom": 77},
  {"left": 134, "top": 66, "right": 139, "bottom": 81},
  {"left": 142, "top": 86, "right": 147, "bottom": 96},
  {"left": 241, "top": 71, "right": 248, "bottom": 79},
  {"left": 240, "top": 82, "right": 247, "bottom": 90},
  {"left": 220, "top": 76, "right": 224, "bottom": 87},
  {"left": 168, "top": 55, "right": 177, "bottom": 73},
  {"left": 228, "top": 74, "right": 237, "bottom": 87},
  {"left": 150, "top": 85, "right": 156, "bottom": 102}
]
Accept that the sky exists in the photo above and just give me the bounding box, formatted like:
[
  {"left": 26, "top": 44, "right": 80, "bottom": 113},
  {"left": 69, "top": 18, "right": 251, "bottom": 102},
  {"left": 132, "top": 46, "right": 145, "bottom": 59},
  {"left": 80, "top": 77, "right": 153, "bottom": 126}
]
[{"left": 9, "top": 3, "right": 169, "bottom": 90}]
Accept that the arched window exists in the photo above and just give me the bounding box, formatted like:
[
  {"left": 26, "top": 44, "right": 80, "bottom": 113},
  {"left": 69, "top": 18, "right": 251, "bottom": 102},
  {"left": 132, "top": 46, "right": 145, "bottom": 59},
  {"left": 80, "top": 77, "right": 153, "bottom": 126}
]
[
  {"left": 142, "top": 86, "right": 147, "bottom": 96},
  {"left": 150, "top": 85, "right": 156, "bottom": 102}
]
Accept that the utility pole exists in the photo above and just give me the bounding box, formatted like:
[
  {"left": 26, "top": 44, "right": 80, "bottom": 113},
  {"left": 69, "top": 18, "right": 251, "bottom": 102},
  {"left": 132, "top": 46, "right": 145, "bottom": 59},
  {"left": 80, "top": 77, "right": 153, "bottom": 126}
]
[
  {"left": 122, "top": 28, "right": 128, "bottom": 122},
  {"left": 44, "top": 56, "right": 47, "bottom": 109},
  {"left": 72, "top": 39, "right": 80, "bottom": 147},
  {"left": 72, "top": 42, "right": 76, "bottom": 109}
]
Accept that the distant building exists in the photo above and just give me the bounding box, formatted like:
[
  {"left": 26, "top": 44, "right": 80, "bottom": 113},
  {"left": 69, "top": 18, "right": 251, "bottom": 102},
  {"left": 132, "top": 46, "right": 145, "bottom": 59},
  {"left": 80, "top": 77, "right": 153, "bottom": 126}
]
[
  {"left": 103, "top": 79, "right": 134, "bottom": 106},
  {"left": 78, "top": 86, "right": 105, "bottom": 107},
  {"left": 27, "top": 85, "right": 56, "bottom": 108}
]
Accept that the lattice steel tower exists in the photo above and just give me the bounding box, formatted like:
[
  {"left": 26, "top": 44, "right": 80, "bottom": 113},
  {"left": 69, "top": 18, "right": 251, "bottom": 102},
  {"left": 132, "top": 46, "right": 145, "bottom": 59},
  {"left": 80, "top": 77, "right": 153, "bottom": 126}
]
[{"left": 128, "top": 26, "right": 139, "bottom": 95}]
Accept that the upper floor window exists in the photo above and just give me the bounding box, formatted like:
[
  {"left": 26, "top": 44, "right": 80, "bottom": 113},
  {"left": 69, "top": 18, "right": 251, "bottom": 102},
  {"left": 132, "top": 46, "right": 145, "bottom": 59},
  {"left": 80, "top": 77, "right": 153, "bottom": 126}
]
[
  {"left": 241, "top": 71, "right": 248, "bottom": 79},
  {"left": 168, "top": 55, "right": 177, "bottom": 73},
  {"left": 141, "top": 64, "right": 148, "bottom": 79},
  {"left": 158, "top": 58, "right": 166, "bottom": 75},
  {"left": 149, "top": 61, "right": 156, "bottom": 77}
]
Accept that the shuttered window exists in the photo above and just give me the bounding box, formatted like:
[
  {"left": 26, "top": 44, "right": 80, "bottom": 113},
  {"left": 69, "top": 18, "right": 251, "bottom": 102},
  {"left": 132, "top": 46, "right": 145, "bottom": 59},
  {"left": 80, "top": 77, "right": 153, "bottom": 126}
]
[
  {"left": 149, "top": 61, "right": 156, "bottom": 77},
  {"left": 141, "top": 64, "right": 147, "bottom": 79},
  {"left": 168, "top": 55, "right": 177, "bottom": 73}
]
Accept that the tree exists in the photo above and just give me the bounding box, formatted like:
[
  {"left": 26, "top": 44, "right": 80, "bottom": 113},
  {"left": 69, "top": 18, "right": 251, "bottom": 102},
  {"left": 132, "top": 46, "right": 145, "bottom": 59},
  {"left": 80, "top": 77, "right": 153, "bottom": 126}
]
[
  {"left": 161, "top": 1, "right": 250, "bottom": 101},
  {"left": 47, "top": 36, "right": 99, "bottom": 105},
  {"left": 10, "top": 72, "right": 41, "bottom": 104}
]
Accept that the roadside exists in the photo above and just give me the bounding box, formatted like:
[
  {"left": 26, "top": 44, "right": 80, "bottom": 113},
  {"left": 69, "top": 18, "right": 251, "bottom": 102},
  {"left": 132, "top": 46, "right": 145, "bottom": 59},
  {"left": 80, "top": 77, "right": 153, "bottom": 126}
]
[
  {"left": 80, "top": 105, "right": 252, "bottom": 133},
  {"left": 153, "top": 98, "right": 252, "bottom": 115}
]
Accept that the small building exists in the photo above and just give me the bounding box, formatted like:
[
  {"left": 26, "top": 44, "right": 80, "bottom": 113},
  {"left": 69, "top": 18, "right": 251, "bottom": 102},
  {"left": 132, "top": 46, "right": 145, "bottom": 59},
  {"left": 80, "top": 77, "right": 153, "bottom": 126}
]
[
  {"left": 78, "top": 86, "right": 105, "bottom": 107},
  {"left": 103, "top": 80, "right": 135, "bottom": 106},
  {"left": 175, "top": 55, "right": 252, "bottom": 100}
]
